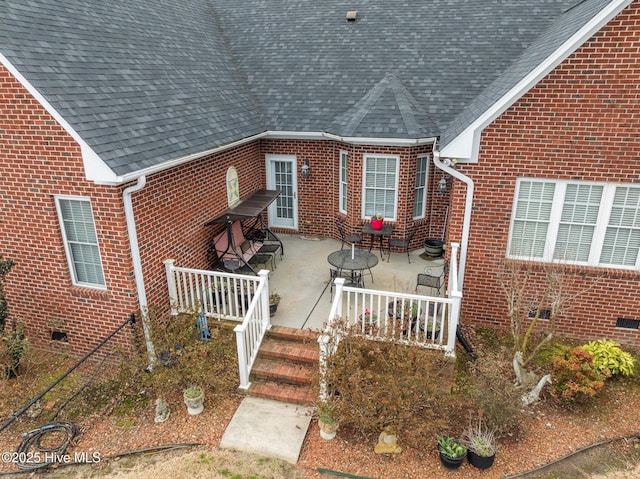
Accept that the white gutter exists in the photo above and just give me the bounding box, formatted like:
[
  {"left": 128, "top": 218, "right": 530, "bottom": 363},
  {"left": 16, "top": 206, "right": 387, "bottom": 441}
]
[
  {"left": 122, "top": 175, "right": 155, "bottom": 363},
  {"left": 101, "top": 132, "right": 438, "bottom": 186},
  {"left": 433, "top": 151, "right": 473, "bottom": 290}
]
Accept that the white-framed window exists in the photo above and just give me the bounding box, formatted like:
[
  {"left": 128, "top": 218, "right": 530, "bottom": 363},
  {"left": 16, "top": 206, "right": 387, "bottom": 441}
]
[
  {"left": 508, "top": 179, "right": 640, "bottom": 269},
  {"left": 413, "top": 154, "right": 430, "bottom": 219},
  {"left": 55, "top": 196, "right": 106, "bottom": 288},
  {"left": 339, "top": 150, "right": 348, "bottom": 214},
  {"left": 362, "top": 154, "right": 399, "bottom": 220}
]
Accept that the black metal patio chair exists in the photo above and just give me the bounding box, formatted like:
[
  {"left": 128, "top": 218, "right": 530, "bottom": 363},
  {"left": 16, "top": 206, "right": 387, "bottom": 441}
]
[
  {"left": 329, "top": 268, "right": 363, "bottom": 300},
  {"left": 335, "top": 219, "right": 363, "bottom": 249},
  {"left": 416, "top": 262, "right": 449, "bottom": 296},
  {"left": 388, "top": 228, "right": 416, "bottom": 263}
]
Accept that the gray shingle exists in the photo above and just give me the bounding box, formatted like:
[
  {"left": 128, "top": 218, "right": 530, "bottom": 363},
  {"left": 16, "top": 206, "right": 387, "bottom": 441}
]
[
  {"left": 441, "top": 0, "right": 621, "bottom": 148},
  {"left": 1, "top": 0, "right": 617, "bottom": 177}
]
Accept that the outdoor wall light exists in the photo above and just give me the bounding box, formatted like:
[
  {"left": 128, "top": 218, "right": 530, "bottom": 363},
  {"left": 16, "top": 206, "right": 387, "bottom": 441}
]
[
  {"left": 438, "top": 176, "right": 449, "bottom": 194},
  {"left": 301, "top": 159, "right": 311, "bottom": 179}
]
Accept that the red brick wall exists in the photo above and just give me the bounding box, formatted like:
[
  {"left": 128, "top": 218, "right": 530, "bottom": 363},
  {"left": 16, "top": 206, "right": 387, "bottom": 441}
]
[
  {"left": 1, "top": 65, "right": 137, "bottom": 354},
  {"left": 134, "top": 142, "right": 264, "bottom": 311},
  {"left": 453, "top": 2, "right": 640, "bottom": 346},
  {"left": 260, "top": 139, "right": 440, "bottom": 250}
]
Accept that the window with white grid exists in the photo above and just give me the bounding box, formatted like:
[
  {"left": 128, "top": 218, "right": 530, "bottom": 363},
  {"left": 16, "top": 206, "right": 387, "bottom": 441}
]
[
  {"left": 339, "top": 151, "right": 348, "bottom": 214},
  {"left": 362, "top": 154, "right": 399, "bottom": 220},
  {"left": 55, "top": 196, "right": 106, "bottom": 288},
  {"left": 413, "top": 155, "right": 429, "bottom": 219},
  {"left": 508, "top": 179, "right": 640, "bottom": 269},
  {"left": 554, "top": 183, "right": 603, "bottom": 262},
  {"left": 601, "top": 186, "right": 640, "bottom": 267}
]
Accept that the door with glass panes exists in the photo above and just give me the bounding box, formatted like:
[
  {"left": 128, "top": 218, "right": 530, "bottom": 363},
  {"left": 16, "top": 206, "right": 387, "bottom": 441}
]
[{"left": 266, "top": 155, "right": 298, "bottom": 229}]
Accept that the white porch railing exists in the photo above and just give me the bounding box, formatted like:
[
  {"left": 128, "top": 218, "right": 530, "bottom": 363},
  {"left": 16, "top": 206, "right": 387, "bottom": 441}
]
[
  {"left": 164, "top": 259, "right": 271, "bottom": 389},
  {"left": 319, "top": 243, "right": 463, "bottom": 400}
]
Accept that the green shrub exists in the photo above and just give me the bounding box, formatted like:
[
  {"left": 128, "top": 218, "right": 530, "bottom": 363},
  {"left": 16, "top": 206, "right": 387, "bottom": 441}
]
[
  {"left": 551, "top": 346, "right": 606, "bottom": 403},
  {"left": 580, "top": 339, "right": 635, "bottom": 377}
]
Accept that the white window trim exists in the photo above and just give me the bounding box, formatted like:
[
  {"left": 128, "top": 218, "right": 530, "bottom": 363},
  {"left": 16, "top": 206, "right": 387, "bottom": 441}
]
[
  {"left": 54, "top": 195, "right": 107, "bottom": 289},
  {"left": 361, "top": 153, "right": 400, "bottom": 221},
  {"left": 413, "top": 154, "right": 430, "bottom": 220},
  {"left": 507, "top": 178, "right": 640, "bottom": 270},
  {"left": 339, "top": 150, "right": 348, "bottom": 214}
]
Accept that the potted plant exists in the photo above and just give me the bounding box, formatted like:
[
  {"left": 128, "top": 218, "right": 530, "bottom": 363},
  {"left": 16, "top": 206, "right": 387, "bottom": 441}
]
[
  {"left": 371, "top": 213, "right": 384, "bottom": 230},
  {"left": 183, "top": 385, "right": 204, "bottom": 416},
  {"left": 463, "top": 418, "right": 497, "bottom": 469},
  {"left": 425, "top": 320, "right": 441, "bottom": 339},
  {"left": 269, "top": 293, "right": 280, "bottom": 317},
  {"left": 437, "top": 436, "right": 467, "bottom": 470},
  {"left": 360, "top": 309, "right": 377, "bottom": 333},
  {"left": 317, "top": 401, "right": 339, "bottom": 440}
]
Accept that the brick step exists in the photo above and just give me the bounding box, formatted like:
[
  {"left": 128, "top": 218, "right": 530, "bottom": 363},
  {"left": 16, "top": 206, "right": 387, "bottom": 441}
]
[
  {"left": 246, "top": 326, "right": 320, "bottom": 406},
  {"left": 258, "top": 336, "right": 319, "bottom": 365},
  {"left": 251, "top": 357, "right": 315, "bottom": 386},
  {"left": 266, "top": 326, "right": 320, "bottom": 343},
  {"left": 247, "top": 380, "right": 316, "bottom": 406}
]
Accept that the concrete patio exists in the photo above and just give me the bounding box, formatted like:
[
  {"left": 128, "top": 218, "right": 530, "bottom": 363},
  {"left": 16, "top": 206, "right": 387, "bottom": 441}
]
[{"left": 265, "top": 233, "right": 446, "bottom": 332}]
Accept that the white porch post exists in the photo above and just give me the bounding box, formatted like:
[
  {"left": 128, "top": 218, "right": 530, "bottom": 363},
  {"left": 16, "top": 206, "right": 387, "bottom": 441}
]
[
  {"left": 163, "top": 259, "right": 178, "bottom": 315},
  {"left": 258, "top": 269, "right": 271, "bottom": 330}
]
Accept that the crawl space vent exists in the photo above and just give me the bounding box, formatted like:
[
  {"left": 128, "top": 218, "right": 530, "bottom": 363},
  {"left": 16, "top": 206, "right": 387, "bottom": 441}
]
[
  {"left": 51, "top": 331, "right": 68, "bottom": 342},
  {"left": 615, "top": 318, "right": 640, "bottom": 330},
  {"left": 528, "top": 308, "right": 551, "bottom": 320}
]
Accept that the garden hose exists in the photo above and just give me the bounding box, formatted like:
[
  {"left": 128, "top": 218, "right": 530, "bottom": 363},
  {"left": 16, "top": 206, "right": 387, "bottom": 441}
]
[
  {"left": 502, "top": 432, "right": 640, "bottom": 478},
  {"left": 13, "top": 421, "right": 79, "bottom": 471},
  {"left": 0, "top": 442, "right": 203, "bottom": 476},
  {"left": 317, "top": 468, "right": 373, "bottom": 479}
]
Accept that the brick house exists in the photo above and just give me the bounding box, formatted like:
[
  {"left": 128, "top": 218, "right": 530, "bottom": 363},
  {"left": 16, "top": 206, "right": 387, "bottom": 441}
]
[{"left": 1, "top": 0, "right": 638, "bottom": 355}]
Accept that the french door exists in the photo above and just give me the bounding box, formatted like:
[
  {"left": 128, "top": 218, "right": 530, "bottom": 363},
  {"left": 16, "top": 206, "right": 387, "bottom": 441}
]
[{"left": 266, "top": 154, "right": 298, "bottom": 229}]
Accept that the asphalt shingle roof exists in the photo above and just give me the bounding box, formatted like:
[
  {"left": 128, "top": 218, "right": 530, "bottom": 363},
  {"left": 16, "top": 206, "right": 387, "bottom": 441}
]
[{"left": 0, "top": 0, "right": 619, "bottom": 177}]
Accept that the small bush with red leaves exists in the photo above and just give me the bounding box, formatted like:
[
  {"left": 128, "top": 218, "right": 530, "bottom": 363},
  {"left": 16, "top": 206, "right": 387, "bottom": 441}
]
[{"left": 550, "top": 346, "right": 607, "bottom": 403}]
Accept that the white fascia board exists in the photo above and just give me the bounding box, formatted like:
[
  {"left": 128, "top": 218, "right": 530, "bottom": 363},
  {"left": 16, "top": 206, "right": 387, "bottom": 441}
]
[
  {"left": 440, "top": 0, "right": 633, "bottom": 163},
  {"left": 0, "top": 53, "right": 118, "bottom": 182},
  {"left": 265, "top": 130, "right": 437, "bottom": 147},
  {"left": 110, "top": 131, "right": 436, "bottom": 185}
]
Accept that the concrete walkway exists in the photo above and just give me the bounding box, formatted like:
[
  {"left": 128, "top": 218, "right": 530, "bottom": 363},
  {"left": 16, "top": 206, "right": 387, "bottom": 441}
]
[{"left": 220, "top": 397, "right": 313, "bottom": 464}]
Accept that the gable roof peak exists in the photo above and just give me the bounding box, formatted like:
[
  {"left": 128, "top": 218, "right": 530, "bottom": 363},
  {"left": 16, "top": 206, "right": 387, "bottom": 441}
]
[{"left": 327, "top": 73, "right": 440, "bottom": 139}]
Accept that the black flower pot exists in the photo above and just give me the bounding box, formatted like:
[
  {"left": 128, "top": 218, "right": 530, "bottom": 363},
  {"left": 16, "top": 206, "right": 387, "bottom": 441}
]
[
  {"left": 424, "top": 239, "right": 444, "bottom": 257},
  {"left": 438, "top": 451, "right": 466, "bottom": 471},
  {"left": 269, "top": 303, "right": 278, "bottom": 317},
  {"left": 467, "top": 450, "right": 495, "bottom": 470}
]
